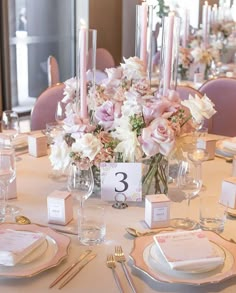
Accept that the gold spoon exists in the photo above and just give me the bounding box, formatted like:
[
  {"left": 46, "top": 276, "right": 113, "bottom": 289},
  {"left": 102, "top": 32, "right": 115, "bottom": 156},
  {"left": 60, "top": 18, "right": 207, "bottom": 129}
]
[
  {"left": 15, "top": 215, "right": 31, "bottom": 225},
  {"left": 126, "top": 227, "right": 173, "bottom": 237}
]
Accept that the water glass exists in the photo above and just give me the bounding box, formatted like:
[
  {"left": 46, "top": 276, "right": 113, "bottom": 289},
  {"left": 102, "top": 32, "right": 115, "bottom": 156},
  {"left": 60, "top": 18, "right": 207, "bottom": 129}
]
[
  {"left": 199, "top": 196, "right": 227, "bottom": 233},
  {"left": 78, "top": 203, "right": 106, "bottom": 246}
]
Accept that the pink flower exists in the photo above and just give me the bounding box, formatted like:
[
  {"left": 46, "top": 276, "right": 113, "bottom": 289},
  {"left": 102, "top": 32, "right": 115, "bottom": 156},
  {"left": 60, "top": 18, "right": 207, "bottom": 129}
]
[
  {"left": 141, "top": 118, "right": 175, "bottom": 157},
  {"left": 95, "top": 101, "right": 115, "bottom": 130},
  {"left": 143, "top": 97, "right": 180, "bottom": 125}
]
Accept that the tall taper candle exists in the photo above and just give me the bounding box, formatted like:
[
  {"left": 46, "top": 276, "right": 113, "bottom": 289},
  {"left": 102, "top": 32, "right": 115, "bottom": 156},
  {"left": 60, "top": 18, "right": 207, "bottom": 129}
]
[
  {"left": 163, "top": 12, "right": 175, "bottom": 96},
  {"left": 202, "top": 1, "right": 209, "bottom": 49},
  {"left": 79, "top": 28, "right": 88, "bottom": 119}
]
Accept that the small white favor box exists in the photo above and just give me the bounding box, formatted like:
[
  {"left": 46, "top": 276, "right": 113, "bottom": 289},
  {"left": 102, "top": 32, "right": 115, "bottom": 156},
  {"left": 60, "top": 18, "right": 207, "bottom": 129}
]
[
  {"left": 47, "top": 190, "right": 73, "bottom": 225},
  {"left": 220, "top": 177, "right": 236, "bottom": 208},
  {"left": 145, "top": 194, "right": 170, "bottom": 228},
  {"left": 28, "top": 133, "right": 47, "bottom": 157},
  {"left": 197, "top": 137, "right": 216, "bottom": 160}
]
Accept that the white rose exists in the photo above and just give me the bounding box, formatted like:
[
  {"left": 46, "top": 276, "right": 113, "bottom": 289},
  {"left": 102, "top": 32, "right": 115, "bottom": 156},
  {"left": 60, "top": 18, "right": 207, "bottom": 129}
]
[
  {"left": 49, "top": 136, "right": 71, "bottom": 171},
  {"left": 114, "top": 131, "right": 142, "bottom": 162},
  {"left": 181, "top": 94, "right": 216, "bottom": 124},
  {"left": 71, "top": 133, "right": 102, "bottom": 161}
]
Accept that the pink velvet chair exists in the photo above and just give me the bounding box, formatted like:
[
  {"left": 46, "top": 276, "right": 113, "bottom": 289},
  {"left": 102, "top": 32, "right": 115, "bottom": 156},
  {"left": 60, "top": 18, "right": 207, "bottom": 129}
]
[
  {"left": 30, "top": 83, "right": 65, "bottom": 131},
  {"left": 199, "top": 77, "right": 236, "bottom": 137},
  {"left": 176, "top": 85, "right": 203, "bottom": 100},
  {"left": 87, "top": 48, "right": 115, "bottom": 72},
  {"left": 47, "top": 55, "right": 60, "bottom": 87}
]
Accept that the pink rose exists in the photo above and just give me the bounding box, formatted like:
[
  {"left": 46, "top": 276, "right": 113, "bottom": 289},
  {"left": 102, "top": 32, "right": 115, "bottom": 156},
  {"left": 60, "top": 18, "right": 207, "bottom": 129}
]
[
  {"left": 141, "top": 118, "right": 175, "bottom": 157},
  {"left": 95, "top": 101, "right": 115, "bottom": 130},
  {"left": 143, "top": 97, "right": 180, "bottom": 125}
]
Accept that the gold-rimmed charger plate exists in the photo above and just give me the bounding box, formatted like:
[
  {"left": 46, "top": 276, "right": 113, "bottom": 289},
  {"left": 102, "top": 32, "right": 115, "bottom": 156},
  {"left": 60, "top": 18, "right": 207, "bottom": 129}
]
[
  {"left": 0, "top": 223, "right": 71, "bottom": 278},
  {"left": 130, "top": 230, "right": 236, "bottom": 285}
]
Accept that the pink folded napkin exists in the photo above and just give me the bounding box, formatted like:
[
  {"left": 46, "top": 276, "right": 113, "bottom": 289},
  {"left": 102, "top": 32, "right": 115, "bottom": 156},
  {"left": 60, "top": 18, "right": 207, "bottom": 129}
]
[{"left": 0, "top": 229, "right": 45, "bottom": 266}]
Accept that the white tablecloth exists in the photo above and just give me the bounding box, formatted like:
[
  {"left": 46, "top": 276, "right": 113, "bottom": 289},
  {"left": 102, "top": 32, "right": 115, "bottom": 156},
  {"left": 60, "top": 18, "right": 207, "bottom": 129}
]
[{"left": 1, "top": 153, "right": 236, "bottom": 293}]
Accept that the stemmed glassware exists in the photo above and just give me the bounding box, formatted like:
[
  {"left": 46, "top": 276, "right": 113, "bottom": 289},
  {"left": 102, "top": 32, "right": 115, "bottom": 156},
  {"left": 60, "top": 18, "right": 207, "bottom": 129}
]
[
  {"left": 67, "top": 160, "right": 94, "bottom": 211},
  {"left": 67, "top": 160, "right": 94, "bottom": 243},
  {"left": 0, "top": 142, "right": 17, "bottom": 222},
  {"left": 1, "top": 110, "right": 20, "bottom": 143},
  {"left": 171, "top": 158, "right": 202, "bottom": 229}
]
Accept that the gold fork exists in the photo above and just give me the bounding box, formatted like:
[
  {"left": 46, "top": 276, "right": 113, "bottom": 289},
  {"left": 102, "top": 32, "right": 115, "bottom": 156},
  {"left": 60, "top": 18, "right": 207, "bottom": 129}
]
[
  {"left": 114, "top": 246, "right": 137, "bottom": 293},
  {"left": 106, "top": 254, "right": 124, "bottom": 293}
]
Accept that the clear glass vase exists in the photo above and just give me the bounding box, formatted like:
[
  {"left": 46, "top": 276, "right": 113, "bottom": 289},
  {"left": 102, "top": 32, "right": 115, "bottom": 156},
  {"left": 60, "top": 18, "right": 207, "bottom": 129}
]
[{"left": 142, "top": 153, "right": 168, "bottom": 197}]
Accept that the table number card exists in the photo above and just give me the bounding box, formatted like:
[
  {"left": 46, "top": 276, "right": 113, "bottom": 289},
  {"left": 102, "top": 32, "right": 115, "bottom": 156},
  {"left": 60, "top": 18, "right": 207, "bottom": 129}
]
[{"left": 100, "top": 162, "right": 142, "bottom": 202}]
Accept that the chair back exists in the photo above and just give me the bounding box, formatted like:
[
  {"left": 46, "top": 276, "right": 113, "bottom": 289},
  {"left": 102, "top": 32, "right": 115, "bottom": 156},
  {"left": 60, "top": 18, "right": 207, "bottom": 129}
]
[
  {"left": 88, "top": 48, "right": 115, "bottom": 72},
  {"left": 199, "top": 77, "right": 236, "bottom": 136},
  {"left": 47, "top": 55, "right": 60, "bottom": 87},
  {"left": 30, "top": 83, "right": 65, "bottom": 131},
  {"left": 176, "top": 85, "right": 203, "bottom": 100}
]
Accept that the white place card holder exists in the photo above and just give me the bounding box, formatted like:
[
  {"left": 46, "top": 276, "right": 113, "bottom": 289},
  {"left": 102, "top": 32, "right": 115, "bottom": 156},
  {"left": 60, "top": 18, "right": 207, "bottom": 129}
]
[
  {"left": 100, "top": 162, "right": 142, "bottom": 202},
  {"left": 28, "top": 133, "right": 47, "bottom": 157},
  {"left": 220, "top": 177, "right": 236, "bottom": 208},
  {"left": 197, "top": 137, "right": 216, "bottom": 160},
  {"left": 47, "top": 190, "right": 73, "bottom": 225},
  {"left": 145, "top": 194, "right": 170, "bottom": 228}
]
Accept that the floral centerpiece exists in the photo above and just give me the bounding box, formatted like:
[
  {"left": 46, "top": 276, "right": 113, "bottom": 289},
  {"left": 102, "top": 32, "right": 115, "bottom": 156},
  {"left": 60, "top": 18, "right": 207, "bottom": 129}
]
[{"left": 49, "top": 57, "right": 216, "bottom": 196}]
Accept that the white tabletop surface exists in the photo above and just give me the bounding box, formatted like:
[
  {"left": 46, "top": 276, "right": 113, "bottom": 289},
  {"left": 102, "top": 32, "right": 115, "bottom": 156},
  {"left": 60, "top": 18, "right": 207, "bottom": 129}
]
[{"left": 1, "top": 151, "right": 236, "bottom": 293}]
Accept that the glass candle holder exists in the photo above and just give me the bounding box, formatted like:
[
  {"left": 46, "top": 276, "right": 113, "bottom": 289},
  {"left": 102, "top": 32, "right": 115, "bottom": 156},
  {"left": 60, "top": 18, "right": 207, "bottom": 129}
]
[
  {"left": 159, "top": 13, "right": 180, "bottom": 96},
  {"left": 76, "top": 28, "right": 97, "bottom": 120},
  {"left": 135, "top": 3, "right": 153, "bottom": 81}
]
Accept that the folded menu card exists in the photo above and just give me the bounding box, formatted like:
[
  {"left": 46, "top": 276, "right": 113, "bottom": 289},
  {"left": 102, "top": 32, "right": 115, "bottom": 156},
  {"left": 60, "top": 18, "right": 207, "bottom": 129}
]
[
  {"left": 0, "top": 229, "right": 46, "bottom": 266},
  {"left": 153, "top": 229, "right": 224, "bottom": 271}
]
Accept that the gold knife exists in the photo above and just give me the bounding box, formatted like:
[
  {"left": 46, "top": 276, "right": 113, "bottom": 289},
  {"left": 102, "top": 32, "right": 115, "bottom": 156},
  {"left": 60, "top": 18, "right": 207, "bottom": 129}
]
[
  {"left": 49, "top": 249, "right": 92, "bottom": 288},
  {"left": 58, "top": 253, "right": 97, "bottom": 289}
]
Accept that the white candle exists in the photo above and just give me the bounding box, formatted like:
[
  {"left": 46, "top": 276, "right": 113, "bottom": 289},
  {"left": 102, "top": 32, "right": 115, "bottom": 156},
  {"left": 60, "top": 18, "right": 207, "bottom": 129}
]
[
  {"left": 202, "top": 1, "right": 209, "bottom": 49},
  {"left": 140, "top": 1, "right": 148, "bottom": 68},
  {"left": 79, "top": 26, "right": 88, "bottom": 119},
  {"left": 163, "top": 12, "right": 175, "bottom": 96},
  {"left": 182, "top": 9, "right": 189, "bottom": 48}
]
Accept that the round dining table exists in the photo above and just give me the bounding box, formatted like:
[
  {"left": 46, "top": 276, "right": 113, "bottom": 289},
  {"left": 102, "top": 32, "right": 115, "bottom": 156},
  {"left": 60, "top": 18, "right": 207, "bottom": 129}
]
[{"left": 1, "top": 150, "right": 236, "bottom": 293}]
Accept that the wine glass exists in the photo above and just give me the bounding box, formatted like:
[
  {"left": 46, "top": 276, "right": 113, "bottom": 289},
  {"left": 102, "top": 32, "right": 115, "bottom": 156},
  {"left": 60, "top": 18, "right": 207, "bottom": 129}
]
[
  {"left": 1, "top": 110, "right": 20, "bottom": 142},
  {"left": 0, "top": 143, "right": 17, "bottom": 222},
  {"left": 171, "top": 158, "right": 202, "bottom": 230},
  {"left": 67, "top": 160, "right": 94, "bottom": 210},
  {"left": 55, "top": 101, "right": 66, "bottom": 125}
]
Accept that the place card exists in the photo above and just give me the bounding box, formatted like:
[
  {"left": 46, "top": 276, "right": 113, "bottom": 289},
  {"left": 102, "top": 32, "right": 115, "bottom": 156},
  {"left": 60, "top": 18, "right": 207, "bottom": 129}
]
[
  {"left": 145, "top": 194, "right": 170, "bottom": 228},
  {"left": 47, "top": 190, "right": 73, "bottom": 225},
  {"left": 153, "top": 229, "right": 224, "bottom": 271},
  {"left": 100, "top": 162, "right": 142, "bottom": 202},
  {"left": 0, "top": 229, "right": 45, "bottom": 266},
  {"left": 28, "top": 133, "right": 47, "bottom": 157},
  {"left": 220, "top": 177, "right": 236, "bottom": 208}
]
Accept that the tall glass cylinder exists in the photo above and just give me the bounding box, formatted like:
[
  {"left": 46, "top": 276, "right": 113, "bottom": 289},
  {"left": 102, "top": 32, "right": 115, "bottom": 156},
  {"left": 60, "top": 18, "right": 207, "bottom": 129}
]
[
  {"left": 159, "top": 13, "right": 180, "bottom": 97},
  {"left": 135, "top": 3, "right": 153, "bottom": 81},
  {"left": 76, "top": 28, "right": 97, "bottom": 120}
]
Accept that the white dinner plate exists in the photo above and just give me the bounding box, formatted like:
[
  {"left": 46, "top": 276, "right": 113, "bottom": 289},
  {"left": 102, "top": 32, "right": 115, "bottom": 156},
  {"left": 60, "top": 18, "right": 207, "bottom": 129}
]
[
  {"left": 130, "top": 230, "right": 236, "bottom": 285},
  {"left": 0, "top": 223, "right": 71, "bottom": 278}
]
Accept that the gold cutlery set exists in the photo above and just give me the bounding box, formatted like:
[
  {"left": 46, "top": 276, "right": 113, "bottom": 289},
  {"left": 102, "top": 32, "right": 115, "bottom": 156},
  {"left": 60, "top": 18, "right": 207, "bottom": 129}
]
[
  {"left": 107, "top": 246, "right": 137, "bottom": 293},
  {"left": 49, "top": 249, "right": 96, "bottom": 289}
]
